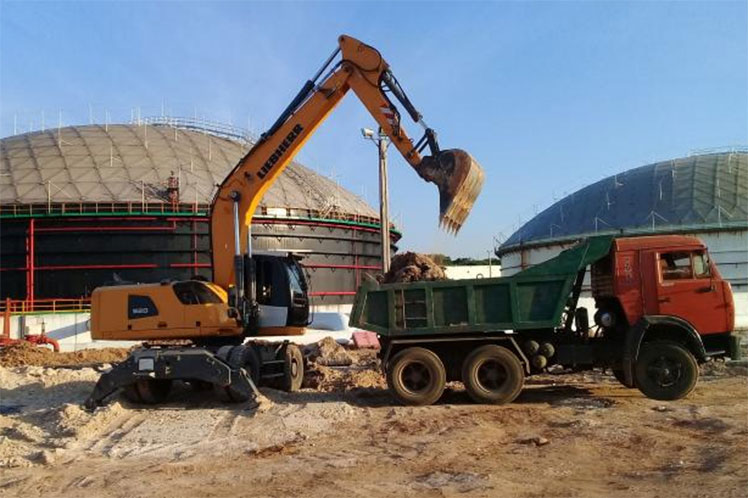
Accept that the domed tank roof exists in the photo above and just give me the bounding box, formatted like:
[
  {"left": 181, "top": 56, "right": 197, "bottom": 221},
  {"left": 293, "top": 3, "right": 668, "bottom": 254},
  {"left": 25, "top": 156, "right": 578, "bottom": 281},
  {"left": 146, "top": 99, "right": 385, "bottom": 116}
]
[
  {"left": 0, "top": 123, "right": 377, "bottom": 218},
  {"left": 500, "top": 151, "right": 748, "bottom": 253}
]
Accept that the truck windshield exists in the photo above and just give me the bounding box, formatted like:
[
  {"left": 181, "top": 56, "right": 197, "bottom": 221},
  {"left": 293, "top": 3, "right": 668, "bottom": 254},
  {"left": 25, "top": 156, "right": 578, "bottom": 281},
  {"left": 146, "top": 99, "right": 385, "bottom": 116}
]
[{"left": 693, "top": 252, "right": 711, "bottom": 279}]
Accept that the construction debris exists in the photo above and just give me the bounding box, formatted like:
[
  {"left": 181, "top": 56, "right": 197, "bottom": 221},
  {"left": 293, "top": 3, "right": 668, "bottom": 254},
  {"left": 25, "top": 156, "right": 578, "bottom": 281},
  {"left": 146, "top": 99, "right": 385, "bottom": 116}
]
[{"left": 381, "top": 252, "right": 447, "bottom": 283}]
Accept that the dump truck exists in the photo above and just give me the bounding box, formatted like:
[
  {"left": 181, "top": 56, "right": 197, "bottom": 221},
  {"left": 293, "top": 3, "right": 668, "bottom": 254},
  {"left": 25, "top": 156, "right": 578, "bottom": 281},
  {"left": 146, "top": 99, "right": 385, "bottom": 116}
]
[{"left": 350, "top": 235, "right": 740, "bottom": 405}]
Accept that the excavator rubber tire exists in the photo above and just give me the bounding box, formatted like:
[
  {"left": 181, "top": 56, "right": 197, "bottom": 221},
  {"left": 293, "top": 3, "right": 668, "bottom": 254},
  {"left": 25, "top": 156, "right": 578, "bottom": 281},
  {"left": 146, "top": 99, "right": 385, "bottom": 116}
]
[
  {"left": 122, "top": 383, "right": 143, "bottom": 403},
  {"left": 228, "top": 344, "right": 261, "bottom": 382},
  {"left": 285, "top": 344, "right": 305, "bottom": 392},
  {"left": 268, "top": 344, "right": 304, "bottom": 392},
  {"left": 188, "top": 380, "right": 213, "bottom": 392},
  {"left": 213, "top": 346, "right": 254, "bottom": 403},
  {"left": 134, "top": 379, "right": 172, "bottom": 404}
]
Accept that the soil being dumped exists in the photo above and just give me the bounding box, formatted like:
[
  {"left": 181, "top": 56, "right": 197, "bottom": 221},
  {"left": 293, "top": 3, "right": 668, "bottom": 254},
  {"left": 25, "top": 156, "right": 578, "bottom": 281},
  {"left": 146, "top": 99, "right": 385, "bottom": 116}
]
[
  {"left": 381, "top": 252, "right": 446, "bottom": 283},
  {"left": 0, "top": 342, "right": 129, "bottom": 368}
]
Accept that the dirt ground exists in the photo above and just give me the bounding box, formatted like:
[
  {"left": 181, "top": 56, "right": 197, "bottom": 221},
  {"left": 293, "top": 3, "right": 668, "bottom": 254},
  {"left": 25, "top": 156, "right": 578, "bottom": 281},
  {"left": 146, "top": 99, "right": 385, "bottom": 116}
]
[
  {"left": 0, "top": 342, "right": 130, "bottom": 368},
  {"left": 1, "top": 346, "right": 747, "bottom": 498}
]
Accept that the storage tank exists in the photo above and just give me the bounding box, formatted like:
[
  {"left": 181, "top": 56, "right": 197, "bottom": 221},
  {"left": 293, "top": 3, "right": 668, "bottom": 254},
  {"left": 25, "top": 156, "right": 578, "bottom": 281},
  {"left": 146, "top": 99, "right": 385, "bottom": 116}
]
[{"left": 0, "top": 119, "right": 399, "bottom": 314}]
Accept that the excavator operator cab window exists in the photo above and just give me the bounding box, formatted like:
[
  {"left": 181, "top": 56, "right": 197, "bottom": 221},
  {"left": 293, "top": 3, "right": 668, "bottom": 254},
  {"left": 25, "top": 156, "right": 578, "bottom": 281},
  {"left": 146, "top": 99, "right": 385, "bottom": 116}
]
[
  {"left": 287, "top": 261, "right": 306, "bottom": 296},
  {"left": 173, "top": 281, "right": 223, "bottom": 305}
]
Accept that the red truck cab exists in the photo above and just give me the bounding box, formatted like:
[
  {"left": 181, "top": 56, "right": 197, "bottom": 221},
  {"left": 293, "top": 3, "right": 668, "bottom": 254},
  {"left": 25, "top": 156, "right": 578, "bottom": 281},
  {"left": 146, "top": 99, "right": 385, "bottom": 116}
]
[
  {"left": 590, "top": 235, "right": 737, "bottom": 398},
  {"left": 594, "top": 236, "right": 734, "bottom": 335}
]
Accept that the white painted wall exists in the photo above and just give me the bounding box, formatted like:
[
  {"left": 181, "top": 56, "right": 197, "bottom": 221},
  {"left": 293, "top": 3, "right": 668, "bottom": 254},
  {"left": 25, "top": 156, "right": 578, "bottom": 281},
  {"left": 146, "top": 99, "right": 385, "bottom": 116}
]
[
  {"left": 499, "top": 230, "right": 748, "bottom": 329},
  {"left": 444, "top": 265, "right": 500, "bottom": 280},
  {"left": 4, "top": 305, "right": 357, "bottom": 352}
]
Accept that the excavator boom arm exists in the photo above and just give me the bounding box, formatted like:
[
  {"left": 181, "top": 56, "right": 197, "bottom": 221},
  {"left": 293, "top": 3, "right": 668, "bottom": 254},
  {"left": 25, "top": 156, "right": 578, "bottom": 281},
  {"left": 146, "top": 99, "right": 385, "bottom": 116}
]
[{"left": 210, "top": 35, "right": 484, "bottom": 290}]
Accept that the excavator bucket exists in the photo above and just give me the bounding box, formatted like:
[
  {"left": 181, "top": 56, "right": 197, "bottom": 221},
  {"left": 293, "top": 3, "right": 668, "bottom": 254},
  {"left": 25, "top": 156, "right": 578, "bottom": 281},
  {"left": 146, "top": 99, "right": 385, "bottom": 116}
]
[{"left": 415, "top": 149, "right": 485, "bottom": 233}]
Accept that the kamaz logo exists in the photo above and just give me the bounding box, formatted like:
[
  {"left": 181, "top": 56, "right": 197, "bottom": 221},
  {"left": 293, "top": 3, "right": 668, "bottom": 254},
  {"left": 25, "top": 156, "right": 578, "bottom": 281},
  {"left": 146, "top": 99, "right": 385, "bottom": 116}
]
[{"left": 258, "top": 124, "right": 304, "bottom": 179}]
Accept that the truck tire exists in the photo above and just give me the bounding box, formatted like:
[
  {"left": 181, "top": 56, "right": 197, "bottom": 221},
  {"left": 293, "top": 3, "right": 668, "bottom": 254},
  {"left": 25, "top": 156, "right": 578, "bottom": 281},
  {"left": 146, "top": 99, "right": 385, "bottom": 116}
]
[
  {"left": 461, "top": 345, "right": 524, "bottom": 405},
  {"left": 133, "top": 379, "right": 172, "bottom": 404},
  {"left": 387, "top": 347, "right": 446, "bottom": 406},
  {"left": 611, "top": 369, "right": 635, "bottom": 388},
  {"left": 635, "top": 341, "right": 698, "bottom": 401}
]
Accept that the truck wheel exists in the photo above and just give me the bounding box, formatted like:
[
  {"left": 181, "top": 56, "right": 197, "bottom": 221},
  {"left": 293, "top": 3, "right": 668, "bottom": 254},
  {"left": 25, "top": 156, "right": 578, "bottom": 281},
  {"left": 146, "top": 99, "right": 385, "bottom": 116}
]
[
  {"left": 278, "top": 344, "right": 305, "bottom": 392},
  {"left": 461, "top": 345, "right": 524, "bottom": 404},
  {"left": 134, "top": 379, "right": 172, "bottom": 404},
  {"left": 612, "top": 369, "right": 635, "bottom": 388},
  {"left": 387, "top": 347, "right": 446, "bottom": 406},
  {"left": 635, "top": 341, "right": 698, "bottom": 401}
]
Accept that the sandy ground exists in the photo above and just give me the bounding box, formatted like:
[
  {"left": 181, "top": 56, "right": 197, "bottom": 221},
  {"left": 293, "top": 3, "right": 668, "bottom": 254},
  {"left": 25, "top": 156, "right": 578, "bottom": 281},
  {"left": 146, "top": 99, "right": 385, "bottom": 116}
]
[{"left": 1, "top": 352, "right": 747, "bottom": 498}]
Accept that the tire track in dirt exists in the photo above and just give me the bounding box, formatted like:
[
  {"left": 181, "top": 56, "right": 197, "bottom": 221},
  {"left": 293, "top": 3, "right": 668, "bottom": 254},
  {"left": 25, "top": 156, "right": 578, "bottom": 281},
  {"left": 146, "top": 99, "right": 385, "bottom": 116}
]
[{"left": 83, "top": 412, "right": 146, "bottom": 455}]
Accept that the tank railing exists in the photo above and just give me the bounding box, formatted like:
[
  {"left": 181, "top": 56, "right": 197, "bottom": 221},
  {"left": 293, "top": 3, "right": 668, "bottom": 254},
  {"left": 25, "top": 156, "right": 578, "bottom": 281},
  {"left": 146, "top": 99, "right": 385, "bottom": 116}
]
[
  {"left": 0, "top": 202, "right": 397, "bottom": 230},
  {"left": 138, "top": 116, "right": 258, "bottom": 145},
  {"left": 0, "top": 298, "right": 91, "bottom": 314},
  {"left": 0, "top": 202, "right": 210, "bottom": 217}
]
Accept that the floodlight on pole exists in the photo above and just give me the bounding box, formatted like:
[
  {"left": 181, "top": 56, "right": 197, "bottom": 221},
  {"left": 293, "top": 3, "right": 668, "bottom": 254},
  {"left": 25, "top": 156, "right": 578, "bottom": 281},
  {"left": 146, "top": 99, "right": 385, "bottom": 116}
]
[{"left": 361, "top": 126, "right": 391, "bottom": 273}]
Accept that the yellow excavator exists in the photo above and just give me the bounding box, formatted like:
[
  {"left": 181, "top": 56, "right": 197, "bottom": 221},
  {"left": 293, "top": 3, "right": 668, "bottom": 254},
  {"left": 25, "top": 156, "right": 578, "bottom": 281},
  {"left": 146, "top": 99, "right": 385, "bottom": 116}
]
[{"left": 85, "top": 35, "right": 484, "bottom": 409}]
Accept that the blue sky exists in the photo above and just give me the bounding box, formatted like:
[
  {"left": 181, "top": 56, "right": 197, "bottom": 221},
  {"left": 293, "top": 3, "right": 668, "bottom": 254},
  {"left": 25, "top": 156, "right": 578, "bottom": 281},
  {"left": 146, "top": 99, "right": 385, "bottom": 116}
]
[{"left": 2, "top": 1, "right": 746, "bottom": 257}]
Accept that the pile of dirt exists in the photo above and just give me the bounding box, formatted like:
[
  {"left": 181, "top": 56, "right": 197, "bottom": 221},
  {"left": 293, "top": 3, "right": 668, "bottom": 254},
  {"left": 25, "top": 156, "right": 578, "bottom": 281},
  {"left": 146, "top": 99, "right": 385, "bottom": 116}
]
[
  {"left": 303, "top": 337, "right": 353, "bottom": 366},
  {"left": 0, "top": 342, "right": 129, "bottom": 368},
  {"left": 701, "top": 358, "right": 748, "bottom": 377},
  {"left": 303, "top": 364, "right": 386, "bottom": 391},
  {"left": 302, "top": 337, "right": 384, "bottom": 392},
  {"left": 381, "top": 252, "right": 446, "bottom": 283}
]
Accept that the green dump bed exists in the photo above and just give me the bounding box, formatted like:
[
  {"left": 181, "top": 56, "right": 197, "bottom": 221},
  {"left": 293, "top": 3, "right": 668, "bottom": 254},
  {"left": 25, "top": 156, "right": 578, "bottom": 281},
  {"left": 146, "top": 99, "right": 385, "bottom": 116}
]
[{"left": 349, "top": 236, "right": 613, "bottom": 337}]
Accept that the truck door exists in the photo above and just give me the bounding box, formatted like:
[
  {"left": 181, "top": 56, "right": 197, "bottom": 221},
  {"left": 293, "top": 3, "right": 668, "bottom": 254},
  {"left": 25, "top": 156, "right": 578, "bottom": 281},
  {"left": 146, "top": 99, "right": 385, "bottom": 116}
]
[{"left": 655, "top": 250, "right": 727, "bottom": 335}]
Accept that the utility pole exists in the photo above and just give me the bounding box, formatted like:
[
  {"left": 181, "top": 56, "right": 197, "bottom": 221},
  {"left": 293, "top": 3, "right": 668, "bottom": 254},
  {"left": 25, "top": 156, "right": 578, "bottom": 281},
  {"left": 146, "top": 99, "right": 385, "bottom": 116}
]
[{"left": 362, "top": 127, "right": 391, "bottom": 273}]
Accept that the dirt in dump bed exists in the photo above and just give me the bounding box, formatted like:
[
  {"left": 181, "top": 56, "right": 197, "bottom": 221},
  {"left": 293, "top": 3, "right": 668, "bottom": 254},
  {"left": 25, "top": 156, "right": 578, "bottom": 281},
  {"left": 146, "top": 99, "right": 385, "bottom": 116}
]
[
  {"left": 381, "top": 251, "right": 446, "bottom": 283},
  {"left": 0, "top": 342, "right": 130, "bottom": 368}
]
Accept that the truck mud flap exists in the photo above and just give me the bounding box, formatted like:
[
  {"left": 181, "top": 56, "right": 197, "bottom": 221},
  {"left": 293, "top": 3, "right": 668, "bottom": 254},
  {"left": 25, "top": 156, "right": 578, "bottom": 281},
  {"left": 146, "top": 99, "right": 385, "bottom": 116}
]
[{"left": 84, "top": 347, "right": 259, "bottom": 410}]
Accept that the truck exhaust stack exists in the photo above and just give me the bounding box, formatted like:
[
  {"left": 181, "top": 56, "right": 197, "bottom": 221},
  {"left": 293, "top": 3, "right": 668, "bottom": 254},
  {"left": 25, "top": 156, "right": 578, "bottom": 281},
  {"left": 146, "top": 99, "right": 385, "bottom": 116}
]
[{"left": 416, "top": 149, "right": 485, "bottom": 233}]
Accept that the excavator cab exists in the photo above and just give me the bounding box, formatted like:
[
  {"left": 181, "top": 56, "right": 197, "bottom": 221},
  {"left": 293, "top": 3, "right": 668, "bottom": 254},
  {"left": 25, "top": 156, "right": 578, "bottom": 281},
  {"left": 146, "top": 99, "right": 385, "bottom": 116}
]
[{"left": 246, "top": 253, "right": 309, "bottom": 333}]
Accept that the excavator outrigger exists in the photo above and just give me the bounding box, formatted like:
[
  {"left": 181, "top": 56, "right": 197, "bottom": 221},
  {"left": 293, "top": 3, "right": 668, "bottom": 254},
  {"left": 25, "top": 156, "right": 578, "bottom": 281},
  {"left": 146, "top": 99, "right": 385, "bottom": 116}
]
[{"left": 85, "top": 35, "right": 484, "bottom": 409}]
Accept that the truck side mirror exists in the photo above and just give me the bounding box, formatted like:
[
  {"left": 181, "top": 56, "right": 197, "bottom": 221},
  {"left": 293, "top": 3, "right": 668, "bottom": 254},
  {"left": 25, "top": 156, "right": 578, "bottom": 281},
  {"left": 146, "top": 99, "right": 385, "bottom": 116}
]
[{"left": 227, "top": 307, "right": 239, "bottom": 319}]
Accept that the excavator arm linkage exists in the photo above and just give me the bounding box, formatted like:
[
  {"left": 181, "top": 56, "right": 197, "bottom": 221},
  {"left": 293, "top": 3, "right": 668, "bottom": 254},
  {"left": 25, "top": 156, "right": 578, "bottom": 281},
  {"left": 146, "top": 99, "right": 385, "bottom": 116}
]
[{"left": 210, "top": 34, "right": 485, "bottom": 291}]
